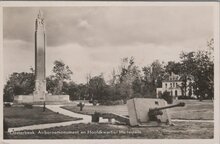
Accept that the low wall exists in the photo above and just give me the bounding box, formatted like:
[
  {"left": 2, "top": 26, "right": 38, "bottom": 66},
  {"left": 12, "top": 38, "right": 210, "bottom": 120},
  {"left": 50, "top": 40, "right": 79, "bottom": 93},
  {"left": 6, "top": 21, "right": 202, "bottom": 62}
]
[
  {"left": 14, "top": 95, "right": 34, "bottom": 103},
  {"left": 14, "top": 95, "right": 70, "bottom": 104},
  {"left": 45, "top": 95, "right": 69, "bottom": 102}
]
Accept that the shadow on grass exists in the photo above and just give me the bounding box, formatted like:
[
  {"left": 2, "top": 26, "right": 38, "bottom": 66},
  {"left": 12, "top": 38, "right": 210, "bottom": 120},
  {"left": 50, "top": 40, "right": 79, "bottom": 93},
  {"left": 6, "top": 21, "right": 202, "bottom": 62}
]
[{"left": 4, "top": 106, "right": 81, "bottom": 128}]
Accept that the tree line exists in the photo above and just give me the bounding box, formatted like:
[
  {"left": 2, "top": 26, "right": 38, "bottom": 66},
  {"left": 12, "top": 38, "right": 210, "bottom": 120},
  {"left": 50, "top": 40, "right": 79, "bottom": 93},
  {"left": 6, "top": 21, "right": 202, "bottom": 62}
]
[{"left": 3, "top": 39, "right": 214, "bottom": 103}]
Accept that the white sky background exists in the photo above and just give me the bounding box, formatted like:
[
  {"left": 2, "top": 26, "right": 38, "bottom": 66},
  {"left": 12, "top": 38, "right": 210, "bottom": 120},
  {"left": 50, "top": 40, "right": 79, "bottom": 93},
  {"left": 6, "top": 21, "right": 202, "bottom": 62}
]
[{"left": 3, "top": 6, "right": 214, "bottom": 84}]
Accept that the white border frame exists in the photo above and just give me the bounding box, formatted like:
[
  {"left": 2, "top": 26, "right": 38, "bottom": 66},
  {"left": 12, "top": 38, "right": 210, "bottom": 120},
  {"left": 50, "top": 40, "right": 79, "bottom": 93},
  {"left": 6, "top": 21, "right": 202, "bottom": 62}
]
[{"left": 0, "top": 1, "right": 219, "bottom": 144}]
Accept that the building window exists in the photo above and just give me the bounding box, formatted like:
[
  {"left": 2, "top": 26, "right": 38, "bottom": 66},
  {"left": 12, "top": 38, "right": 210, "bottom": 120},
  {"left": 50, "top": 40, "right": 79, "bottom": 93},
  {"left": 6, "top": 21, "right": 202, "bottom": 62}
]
[
  {"left": 165, "top": 83, "right": 167, "bottom": 88},
  {"left": 170, "top": 83, "right": 172, "bottom": 88}
]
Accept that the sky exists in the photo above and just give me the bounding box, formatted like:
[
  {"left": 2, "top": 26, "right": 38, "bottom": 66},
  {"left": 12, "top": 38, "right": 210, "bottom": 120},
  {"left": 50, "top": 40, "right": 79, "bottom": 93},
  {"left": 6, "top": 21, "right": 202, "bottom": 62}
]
[{"left": 3, "top": 6, "right": 214, "bottom": 84}]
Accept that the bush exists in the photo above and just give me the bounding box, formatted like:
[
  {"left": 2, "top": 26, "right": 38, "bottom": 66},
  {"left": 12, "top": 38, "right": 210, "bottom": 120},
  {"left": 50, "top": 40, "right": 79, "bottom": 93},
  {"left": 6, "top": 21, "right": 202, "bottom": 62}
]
[
  {"left": 4, "top": 118, "right": 9, "bottom": 139},
  {"left": 23, "top": 103, "right": 33, "bottom": 109},
  {"left": 4, "top": 118, "right": 8, "bottom": 132},
  {"left": 77, "top": 102, "right": 85, "bottom": 111},
  {"left": 4, "top": 102, "right": 12, "bottom": 107},
  {"left": 178, "top": 96, "right": 197, "bottom": 100},
  {"left": 161, "top": 91, "right": 173, "bottom": 104},
  {"left": 132, "top": 93, "right": 143, "bottom": 98},
  {"left": 99, "top": 100, "right": 124, "bottom": 105},
  {"left": 93, "top": 100, "right": 98, "bottom": 106}
]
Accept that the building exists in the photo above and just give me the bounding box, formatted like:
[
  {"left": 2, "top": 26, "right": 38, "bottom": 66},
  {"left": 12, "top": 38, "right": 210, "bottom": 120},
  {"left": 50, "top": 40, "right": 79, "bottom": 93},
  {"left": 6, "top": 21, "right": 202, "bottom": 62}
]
[{"left": 156, "top": 72, "right": 195, "bottom": 99}]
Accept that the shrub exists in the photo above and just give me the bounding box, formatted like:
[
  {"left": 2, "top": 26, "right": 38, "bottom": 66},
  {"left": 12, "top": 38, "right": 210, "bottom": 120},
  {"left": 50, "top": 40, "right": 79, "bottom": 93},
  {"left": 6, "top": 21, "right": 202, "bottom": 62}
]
[
  {"left": 178, "top": 96, "right": 197, "bottom": 100},
  {"left": 161, "top": 91, "right": 173, "bottom": 104},
  {"left": 93, "top": 100, "right": 98, "bottom": 106},
  {"left": 132, "top": 93, "right": 143, "bottom": 98},
  {"left": 77, "top": 102, "right": 85, "bottom": 107},
  {"left": 77, "top": 102, "right": 85, "bottom": 111},
  {"left": 99, "top": 100, "right": 124, "bottom": 105},
  {"left": 4, "top": 118, "right": 8, "bottom": 132},
  {"left": 23, "top": 103, "right": 33, "bottom": 109},
  {"left": 4, "top": 102, "right": 12, "bottom": 107}
]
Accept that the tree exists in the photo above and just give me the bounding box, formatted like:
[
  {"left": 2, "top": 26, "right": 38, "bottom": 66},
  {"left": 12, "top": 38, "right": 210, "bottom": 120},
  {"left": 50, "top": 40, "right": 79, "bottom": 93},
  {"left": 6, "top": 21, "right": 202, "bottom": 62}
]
[
  {"left": 142, "top": 60, "right": 165, "bottom": 98},
  {"left": 179, "top": 51, "right": 196, "bottom": 97},
  {"left": 132, "top": 76, "right": 143, "bottom": 98},
  {"left": 165, "top": 61, "right": 182, "bottom": 75},
  {"left": 75, "top": 84, "right": 88, "bottom": 100},
  {"left": 161, "top": 91, "right": 173, "bottom": 104},
  {"left": 178, "top": 38, "right": 214, "bottom": 99},
  {"left": 62, "top": 81, "right": 78, "bottom": 100},
  {"left": 3, "top": 71, "right": 35, "bottom": 102},
  {"left": 46, "top": 75, "right": 58, "bottom": 94},
  {"left": 51, "top": 60, "right": 73, "bottom": 94},
  {"left": 109, "top": 69, "right": 118, "bottom": 86},
  {"left": 88, "top": 74, "right": 107, "bottom": 101},
  {"left": 193, "top": 49, "right": 214, "bottom": 100},
  {"left": 117, "top": 57, "right": 141, "bottom": 100}
]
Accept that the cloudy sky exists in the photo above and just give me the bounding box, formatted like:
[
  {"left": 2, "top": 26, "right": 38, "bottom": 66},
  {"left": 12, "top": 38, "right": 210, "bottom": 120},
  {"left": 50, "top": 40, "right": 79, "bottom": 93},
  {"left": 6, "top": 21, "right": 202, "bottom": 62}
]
[{"left": 3, "top": 6, "right": 214, "bottom": 84}]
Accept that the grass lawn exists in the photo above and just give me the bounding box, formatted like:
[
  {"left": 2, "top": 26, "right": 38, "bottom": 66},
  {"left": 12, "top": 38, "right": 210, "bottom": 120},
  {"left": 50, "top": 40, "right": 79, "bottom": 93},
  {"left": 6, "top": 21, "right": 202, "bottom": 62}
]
[
  {"left": 5, "top": 121, "right": 213, "bottom": 139},
  {"left": 4, "top": 106, "right": 81, "bottom": 128},
  {"left": 170, "top": 100, "right": 213, "bottom": 120},
  {"left": 62, "top": 100, "right": 214, "bottom": 120},
  {"left": 4, "top": 100, "right": 214, "bottom": 139}
]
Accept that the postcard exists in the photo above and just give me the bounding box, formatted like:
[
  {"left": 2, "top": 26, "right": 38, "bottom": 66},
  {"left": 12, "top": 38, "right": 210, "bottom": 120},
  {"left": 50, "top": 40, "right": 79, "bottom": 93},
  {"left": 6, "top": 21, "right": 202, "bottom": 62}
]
[{"left": 0, "top": 1, "right": 219, "bottom": 144}]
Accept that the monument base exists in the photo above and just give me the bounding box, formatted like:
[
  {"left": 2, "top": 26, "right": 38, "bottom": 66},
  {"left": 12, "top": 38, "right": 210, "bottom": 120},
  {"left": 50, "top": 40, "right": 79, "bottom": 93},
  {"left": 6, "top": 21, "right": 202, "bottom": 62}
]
[{"left": 13, "top": 94, "right": 70, "bottom": 105}]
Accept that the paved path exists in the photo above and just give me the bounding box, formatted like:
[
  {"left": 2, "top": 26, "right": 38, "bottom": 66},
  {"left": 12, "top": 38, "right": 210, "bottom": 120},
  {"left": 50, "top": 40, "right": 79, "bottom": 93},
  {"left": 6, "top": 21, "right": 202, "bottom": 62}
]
[
  {"left": 172, "top": 119, "right": 214, "bottom": 123},
  {"left": 46, "top": 105, "right": 91, "bottom": 122},
  {"left": 8, "top": 120, "right": 86, "bottom": 133},
  {"left": 8, "top": 105, "right": 107, "bottom": 132},
  {"left": 46, "top": 105, "right": 108, "bottom": 123}
]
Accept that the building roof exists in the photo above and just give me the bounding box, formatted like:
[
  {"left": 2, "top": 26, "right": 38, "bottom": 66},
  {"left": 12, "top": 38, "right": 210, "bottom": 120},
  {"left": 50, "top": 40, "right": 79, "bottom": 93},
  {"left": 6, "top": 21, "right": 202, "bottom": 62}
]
[
  {"left": 162, "top": 72, "right": 181, "bottom": 82},
  {"left": 162, "top": 80, "right": 182, "bottom": 82}
]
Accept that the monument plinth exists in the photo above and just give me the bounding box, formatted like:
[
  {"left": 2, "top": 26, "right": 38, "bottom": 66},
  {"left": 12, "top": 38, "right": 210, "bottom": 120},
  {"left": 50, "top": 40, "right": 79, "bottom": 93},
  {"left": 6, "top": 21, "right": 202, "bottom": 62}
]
[{"left": 14, "top": 10, "right": 70, "bottom": 104}]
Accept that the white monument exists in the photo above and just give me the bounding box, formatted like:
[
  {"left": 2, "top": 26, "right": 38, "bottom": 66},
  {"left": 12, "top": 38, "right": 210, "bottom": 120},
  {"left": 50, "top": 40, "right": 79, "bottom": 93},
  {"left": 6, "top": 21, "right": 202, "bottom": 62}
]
[
  {"left": 33, "top": 10, "right": 47, "bottom": 102},
  {"left": 14, "top": 10, "right": 70, "bottom": 104}
]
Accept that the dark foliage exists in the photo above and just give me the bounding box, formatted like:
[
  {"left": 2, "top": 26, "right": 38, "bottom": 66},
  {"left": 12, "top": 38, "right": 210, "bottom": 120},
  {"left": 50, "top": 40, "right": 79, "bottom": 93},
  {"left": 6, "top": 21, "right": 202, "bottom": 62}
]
[{"left": 160, "top": 91, "right": 173, "bottom": 104}]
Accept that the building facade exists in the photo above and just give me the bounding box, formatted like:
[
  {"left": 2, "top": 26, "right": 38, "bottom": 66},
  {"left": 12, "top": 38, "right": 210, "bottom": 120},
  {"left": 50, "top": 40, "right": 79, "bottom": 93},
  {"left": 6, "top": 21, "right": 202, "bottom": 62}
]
[{"left": 156, "top": 72, "right": 195, "bottom": 99}]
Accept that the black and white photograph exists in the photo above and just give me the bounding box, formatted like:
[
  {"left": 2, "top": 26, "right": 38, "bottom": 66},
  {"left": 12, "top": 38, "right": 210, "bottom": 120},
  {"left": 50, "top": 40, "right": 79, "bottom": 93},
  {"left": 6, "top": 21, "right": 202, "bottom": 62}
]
[{"left": 1, "top": 2, "right": 219, "bottom": 142}]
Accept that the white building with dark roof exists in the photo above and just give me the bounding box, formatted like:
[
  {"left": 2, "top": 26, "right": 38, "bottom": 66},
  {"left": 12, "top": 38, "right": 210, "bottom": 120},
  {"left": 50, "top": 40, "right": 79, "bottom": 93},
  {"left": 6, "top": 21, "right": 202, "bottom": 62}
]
[{"left": 156, "top": 72, "right": 195, "bottom": 99}]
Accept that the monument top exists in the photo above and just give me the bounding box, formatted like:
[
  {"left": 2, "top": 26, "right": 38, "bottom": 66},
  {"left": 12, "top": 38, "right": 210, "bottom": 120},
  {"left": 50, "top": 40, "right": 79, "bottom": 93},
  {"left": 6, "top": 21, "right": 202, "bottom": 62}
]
[
  {"left": 35, "top": 10, "right": 45, "bottom": 31},
  {"left": 37, "top": 9, "right": 44, "bottom": 19}
]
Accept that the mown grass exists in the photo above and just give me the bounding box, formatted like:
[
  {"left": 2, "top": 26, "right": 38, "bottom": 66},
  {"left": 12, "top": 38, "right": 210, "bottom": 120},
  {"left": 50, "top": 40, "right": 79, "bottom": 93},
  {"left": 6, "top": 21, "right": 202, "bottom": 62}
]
[
  {"left": 4, "top": 100, "right": 214, "bottom": 139},
  {"left": 169, "top": 100, "right": 213, "bottom": 120},
  {"left": 62, "top": 100, "right": 214, "bottom": 120},
  {"left": 4, "top": 106, "right": 81, "bottom": 128}
]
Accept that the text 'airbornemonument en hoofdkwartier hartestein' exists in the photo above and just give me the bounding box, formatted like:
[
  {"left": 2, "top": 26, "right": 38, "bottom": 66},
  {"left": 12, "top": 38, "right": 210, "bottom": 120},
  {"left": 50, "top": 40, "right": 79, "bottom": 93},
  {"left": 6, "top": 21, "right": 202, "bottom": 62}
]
[{"left": 14, "top": 10, "right": 69, "bottom": 104}]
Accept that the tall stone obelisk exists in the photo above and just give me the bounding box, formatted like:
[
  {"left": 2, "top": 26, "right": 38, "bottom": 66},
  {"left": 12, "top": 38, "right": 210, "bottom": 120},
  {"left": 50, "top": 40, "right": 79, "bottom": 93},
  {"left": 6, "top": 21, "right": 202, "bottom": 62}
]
[
  {"left": 13, "top": 10, "right": 70, "bottom": 104},
  {"left": 33, "top": 10, "right": 46, "bottom": 102}
]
